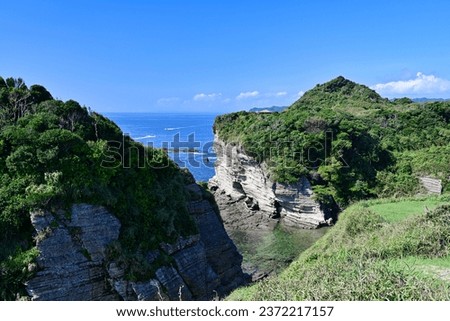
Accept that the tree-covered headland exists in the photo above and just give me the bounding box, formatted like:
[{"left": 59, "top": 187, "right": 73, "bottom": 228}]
[{"left": 0, "top": 76, "right": 197, "bottom": 299}]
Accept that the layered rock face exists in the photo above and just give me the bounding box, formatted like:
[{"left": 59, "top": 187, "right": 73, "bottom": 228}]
[
  {"left": 26, "top": 184, "right": 246, "bottom": 301},
  {"left": 26, "top": 204, "right": 121, "bottom": 300},
  {"left": 419, "top": 176, "right": 443, "bottom": 194},
  {"left": 209, "top": 135, "right": 332, "bottom": 230}
]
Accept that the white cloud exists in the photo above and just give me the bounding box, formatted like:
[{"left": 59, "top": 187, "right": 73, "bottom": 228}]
[
  {"left": 157, "top": 97, "right": 180, "bottom": 105},
  {"left": 297, "top": 90, "right": 305, "bottom": 98},
  {"left": 371, "top": 72, "right": 450, "bottom": 96},
  {"left": 236, "top": 91, "right": 259, "bottom": 100},
  {"left": 265, "top": 91, "right": 288, "bottom": 97},
  {"left": 193, "top": 92, "right": 222, "bottom": 101}
]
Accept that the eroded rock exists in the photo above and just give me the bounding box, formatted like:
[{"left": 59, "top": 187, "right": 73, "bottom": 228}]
[{"left": 209, "top": 136, "right": 334, "bottom": 230}]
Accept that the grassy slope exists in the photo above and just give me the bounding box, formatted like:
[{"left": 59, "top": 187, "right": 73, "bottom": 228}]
[{"left": 227, "top": 195, "right": 450, "bottom": 300}]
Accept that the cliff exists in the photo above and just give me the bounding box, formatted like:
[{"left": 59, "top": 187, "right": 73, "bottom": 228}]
[
  {"left": 0, "top": 76, "right": 250, "bottom": 300},
  {"left": 209, "top": 135, "right": 333, "bottom": 230},
  {"left": 25, "top": 182, "right": 246, "bottom": 301}
]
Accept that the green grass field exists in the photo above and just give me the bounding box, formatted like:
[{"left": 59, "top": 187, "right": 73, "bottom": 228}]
[
  {"left": 227, "top": 195, "right": 450, "bottom": 301},
  {"left": 365, "top": 195, "right": 450, "bottom": 222}
]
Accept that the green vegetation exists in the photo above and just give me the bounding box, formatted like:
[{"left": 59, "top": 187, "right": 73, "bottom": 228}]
[
  {"left": 0, "top": 76, "right": 197, "bottom": 299},
  {"left": 214, "top": 76, "right": 450, "bottom": 207},
  {"left": 221, "top": 77, "right": 450, "bottom": 300},
  {"left": 228, "top": 199, "right": 450, "bottom": 300},
  {"left": 365, "top": 195, "right": 450, "bottom": 222},
  {"left": 1, "top": 75, "right": 449, "bottom": 301},
  {"left": 0, "top": 248, "right": 39, "bottom": 300}
]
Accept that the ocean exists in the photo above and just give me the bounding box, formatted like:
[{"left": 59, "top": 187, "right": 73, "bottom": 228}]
[{"left": 104, "top": 113, "right": 218, "bottom": 182}]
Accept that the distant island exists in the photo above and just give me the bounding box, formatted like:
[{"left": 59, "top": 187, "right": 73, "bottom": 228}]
[
  {"left": 412, "top": 97, "right": 450, "bottom": 103},
  {"left": 248, "top": 106, "right": 287, "bottom": 113},
  {"left": 161, "top": 147, "right": 201, "bottom": 153}
]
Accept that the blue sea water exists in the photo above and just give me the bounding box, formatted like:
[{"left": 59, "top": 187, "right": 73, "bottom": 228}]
[{"left": 104, "top": 113, "right": 218, "bottom": 182}]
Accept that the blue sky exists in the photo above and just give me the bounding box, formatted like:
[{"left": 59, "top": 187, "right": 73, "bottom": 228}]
[{"left": 1, "top": 0, "right": 450, "bottom": 112}]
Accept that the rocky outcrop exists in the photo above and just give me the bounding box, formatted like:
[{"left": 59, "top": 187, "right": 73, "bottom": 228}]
[
  {"left": 26, "top": 183, "right": 246, "bottom": 301},
  {"left": 26, "top": 204, "right": 121, "bottom": 301},
  {"left": 419, "top": 176, "right": 442, "bottom": 195},
  {"left": 209, "top": 135, "right": 333, "bottom": 230}
]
